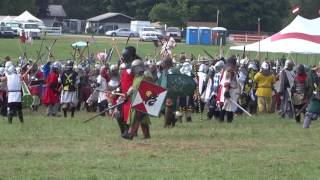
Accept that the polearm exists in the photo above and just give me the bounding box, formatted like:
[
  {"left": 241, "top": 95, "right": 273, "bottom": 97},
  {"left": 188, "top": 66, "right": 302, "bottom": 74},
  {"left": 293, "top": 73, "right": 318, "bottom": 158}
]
[
  {"left": 125, "top": 35, "right": 131, "bottom": 47},
  {"left": 46, "top": 39, "right": 57, "bottom": 60},
  {"left": 112, "top": 37, "right": 122, "bottom": 60},
  {"left": 22, "top": 37, "right": 47, "bottom": 77},
  {"left": 203, "top": 49, "right": 215, "bottom": 59},
  {"left": 229, "top": 98, "right": 252, "bottom": 117},
  {"left": 84, "top": 100, "right": 125, "bottom": 123}
]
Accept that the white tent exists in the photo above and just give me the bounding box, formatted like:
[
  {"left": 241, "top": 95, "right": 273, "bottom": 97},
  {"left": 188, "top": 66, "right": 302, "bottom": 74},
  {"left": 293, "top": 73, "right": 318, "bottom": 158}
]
[
  {"left": 14, "top": 10, "right": 43, "bottom": 23},
  {"left": 2, "top": 16, "right": 17, "bottom": 21},
  {"left": 230, "top": 16, "right": 320, "bottom": 54}
]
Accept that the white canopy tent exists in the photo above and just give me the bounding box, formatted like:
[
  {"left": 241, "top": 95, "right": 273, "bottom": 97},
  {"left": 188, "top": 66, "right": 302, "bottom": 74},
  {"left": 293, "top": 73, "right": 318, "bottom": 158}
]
[
  {"left": 14, "top": 10, "right": 43, "bottom": 23},
  {"left": 230, "top": 16, "right": 320, "bottom": 54}
]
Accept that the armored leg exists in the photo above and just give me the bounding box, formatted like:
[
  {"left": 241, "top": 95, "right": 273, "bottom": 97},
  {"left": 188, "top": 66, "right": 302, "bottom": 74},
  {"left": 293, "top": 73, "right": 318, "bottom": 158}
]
[
  {"left": 303, "top": 112, "right": 318, "bottom": 128},
  {"left": 141, "top": 123, "right": 150, "bottom": 139},
  {"left": 7, "top": 107, "right": 13, "bottom": 124}
]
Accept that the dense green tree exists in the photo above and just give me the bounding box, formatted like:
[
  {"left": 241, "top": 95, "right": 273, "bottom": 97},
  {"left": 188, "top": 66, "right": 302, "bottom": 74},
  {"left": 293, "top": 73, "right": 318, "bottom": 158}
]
[
  {"left": 0, "top": 0, "right": 36, "bottom": 15},
  {"left": 36, "top": 0, "right": 49, "bottom": 18}
]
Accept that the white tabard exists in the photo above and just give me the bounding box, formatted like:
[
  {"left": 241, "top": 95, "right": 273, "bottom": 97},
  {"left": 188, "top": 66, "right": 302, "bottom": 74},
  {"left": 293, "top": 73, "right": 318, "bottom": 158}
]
[
  {"left": 96, "top": 75, "right": 107, "bottom": 103},
  {"left": 7, "top": 74, "right": 22, "bottom": 103}
]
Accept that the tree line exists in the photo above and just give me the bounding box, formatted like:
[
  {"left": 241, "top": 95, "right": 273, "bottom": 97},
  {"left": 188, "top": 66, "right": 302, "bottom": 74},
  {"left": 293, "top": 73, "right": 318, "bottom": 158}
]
[{"left": 0, "top": 0, "right": 319, "bottom": 32}]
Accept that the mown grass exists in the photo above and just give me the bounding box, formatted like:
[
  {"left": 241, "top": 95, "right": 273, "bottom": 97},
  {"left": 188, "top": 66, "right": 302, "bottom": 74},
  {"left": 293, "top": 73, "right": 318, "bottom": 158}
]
[
  {"left": 0, "top": 109, "right": 320, "bottom": 179},
  {"left": 0, "top": 35, "right": 318, "bottom": 65}
]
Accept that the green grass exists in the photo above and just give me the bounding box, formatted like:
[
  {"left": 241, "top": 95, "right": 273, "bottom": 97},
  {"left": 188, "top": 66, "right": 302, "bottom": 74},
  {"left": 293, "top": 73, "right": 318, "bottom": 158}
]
[
  {"left": 0, "top": 109, "right": 320, "bottom": 179},
  {"left": 0, "top": 35, "right": 318, "bottom": 65}
]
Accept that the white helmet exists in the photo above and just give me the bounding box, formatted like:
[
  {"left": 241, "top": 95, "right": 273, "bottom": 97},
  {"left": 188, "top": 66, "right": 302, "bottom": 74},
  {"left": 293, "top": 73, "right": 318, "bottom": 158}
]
[
  {"left": 180, "top": 62, "right": 193, "bottom": 76},
  {"left": 284, "top": 60, "right": 294, "bottom": 69},
  {"left": 261, "top": 61, "right": 269, "bottom": 70},
  {"left": 198, "top": 64, "right": 208, "bottom": 73},
  {"left": 15, "top": 67, "right": 21, "bottom": 74},
  {"left": 77, "top": 64, "right": 83, "bottom": 70},
  {"left": 214, "top": 60, "right": 225, "bottom": 72},
  {"left": 248, "top": 63, "right": 258, "bottom": 71},
  {"left": 52, "top": 61, "right": 61, "bottom": 70}
]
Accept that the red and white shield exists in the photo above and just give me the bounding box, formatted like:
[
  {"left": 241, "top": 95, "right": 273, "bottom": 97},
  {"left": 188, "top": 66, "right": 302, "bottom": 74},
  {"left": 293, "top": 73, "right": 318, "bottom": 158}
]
[{"left": 132, "top": 80, "right": 167, "bottom": 117}]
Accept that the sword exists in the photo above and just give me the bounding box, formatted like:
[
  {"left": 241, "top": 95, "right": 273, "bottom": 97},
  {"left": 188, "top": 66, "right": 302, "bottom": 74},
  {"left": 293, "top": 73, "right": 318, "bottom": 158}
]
[
  {"left": 84, "top": 100, "right": 125, "bottom": 123},
  {"left": 229, "top": 98, "right": 252, "bottom": 117}
]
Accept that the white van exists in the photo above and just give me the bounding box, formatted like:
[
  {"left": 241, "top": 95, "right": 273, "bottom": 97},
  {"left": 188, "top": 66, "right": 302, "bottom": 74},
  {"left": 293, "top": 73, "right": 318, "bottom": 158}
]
[
  {"left": 0, "top": 21, "right": 19, "bottom": 36},
  {"left": 18, "top": 22, "right": 42, "bottom": 39},
  {"left": 139, "top": 26, "right": 162, "bottom": 39}
]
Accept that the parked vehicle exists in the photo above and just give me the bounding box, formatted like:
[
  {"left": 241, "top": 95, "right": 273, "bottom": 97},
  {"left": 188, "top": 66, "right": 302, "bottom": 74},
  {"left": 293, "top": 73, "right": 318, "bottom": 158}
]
[
  {"left": 105, "top": 28, "right": 138, "bottom": 37},
  {"left": 139, "top": 26, "right": 162, "bottom": 39},
  {"left": 166, "top": 27, "right": 182, "bottom": 42},
  {"left": 0, "top": 26, "right": 15, "bottom": 38},
  {"left": 0, "top": 21, "right": 19, "bottom": 36},
  {"left": 96, "top": 24, "right": 118, "bottom": 34},
  {"left": 140, "top": 32, "right": 158, "bottom": 41},
  {"left": 18, "top": 22, "right": 41, "bottom": 39},
  {"left": 130, "top": 21, "right": 151, "bottom": 35}
]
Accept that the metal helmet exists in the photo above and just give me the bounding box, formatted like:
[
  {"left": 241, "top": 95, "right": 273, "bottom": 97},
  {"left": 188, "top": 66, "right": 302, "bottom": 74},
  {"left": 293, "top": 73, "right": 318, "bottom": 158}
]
[
  {"left": 52, "top": 61, "right": 61, "bottom": 71},
  {"left": 122, "top": 46, "right": 137, "bottom": 64},
  {"left": 180, "top": 62, "right": 193, "bottom": 76},
  {"left": 261, "top": 61, "right": 269, "bottom": 70},
  {"left": 66, "top": 60, "right": 74, "bottom": 70},
  {"left": 131, "top": 59, "right": 145, "bottom": 75},
  {"left": 248, "top": 63, "right": 258, "bottom": 71},
  {"left": 284, "top": 60, "right": 294, "bottom": 70},
  {"left": 198, "top": 64, "right": 208, "bottom": 73},
  {"left": 296, "top": 64, "right": 305, "bottom": 75},
  {"left": 226, "top": 56, "right": 237, "bottom": 67},
  {"left": 214, "top": 60, "right": 225, "bottom": 72}
]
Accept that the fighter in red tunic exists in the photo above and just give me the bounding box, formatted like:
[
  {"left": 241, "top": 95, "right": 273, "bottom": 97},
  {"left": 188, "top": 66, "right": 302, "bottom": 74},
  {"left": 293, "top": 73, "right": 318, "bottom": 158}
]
[
  {"left": 43, "top": 62, "right": 61, "bottom": 117},
  {"left": 116, "top": 46, "right": 140, "bottom": 136}
]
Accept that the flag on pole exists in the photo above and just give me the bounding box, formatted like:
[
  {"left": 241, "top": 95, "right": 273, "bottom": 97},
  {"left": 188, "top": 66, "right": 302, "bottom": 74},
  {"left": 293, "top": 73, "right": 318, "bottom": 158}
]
[
  {"left": 292, "top": 5, "right": 300, "bottom": 14},
  {"left": 132, "top": 80, "right": 167, "bottom": 117}
]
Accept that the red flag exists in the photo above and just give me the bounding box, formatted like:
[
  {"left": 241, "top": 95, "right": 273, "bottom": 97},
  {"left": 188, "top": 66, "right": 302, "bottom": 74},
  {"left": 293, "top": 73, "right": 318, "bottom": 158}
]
[
  {"left": 131, "top": 80, "right": 167, "bottom": 117},
  {"left": 292, "top": 5, "right": 300, "bottom": 14}
]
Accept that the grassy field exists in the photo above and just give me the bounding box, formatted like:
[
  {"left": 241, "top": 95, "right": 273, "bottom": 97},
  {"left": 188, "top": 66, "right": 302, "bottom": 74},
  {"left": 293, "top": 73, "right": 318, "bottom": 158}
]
[
  {"left": 0, "top": 35, "right": 318, "bottom": 65},
  {"left": 0, "top": 109, "right": 320, "bottom": 179}
]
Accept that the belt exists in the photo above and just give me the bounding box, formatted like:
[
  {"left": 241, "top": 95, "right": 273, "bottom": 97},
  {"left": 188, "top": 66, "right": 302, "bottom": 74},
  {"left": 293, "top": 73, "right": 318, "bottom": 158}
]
[{"left": 8, "top": 90, "right": 21, "bottom": 92}]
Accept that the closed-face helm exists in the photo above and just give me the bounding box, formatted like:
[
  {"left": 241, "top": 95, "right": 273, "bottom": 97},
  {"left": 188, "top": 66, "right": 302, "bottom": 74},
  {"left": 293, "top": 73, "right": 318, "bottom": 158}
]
[
  {"left": 52, "top": 61, "right": 61, "bottom": 71},
  {"left": 214, "top": 60, "right": 225, "bottom": 72},
  {"left": 131, "top": 59, "right": 145, "bottom": 76},
  {"left": 285, "top": 60, "right": 294, "bottom": 70},
  {"left": 66, "top": 60, "right": 74, "bottom": 70}
]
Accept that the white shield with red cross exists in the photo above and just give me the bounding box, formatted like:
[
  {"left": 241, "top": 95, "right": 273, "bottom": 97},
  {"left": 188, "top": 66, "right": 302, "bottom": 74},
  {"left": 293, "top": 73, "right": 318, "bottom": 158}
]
[{"left": 132, "top": 80, "right": 167, "bottom": 117}]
